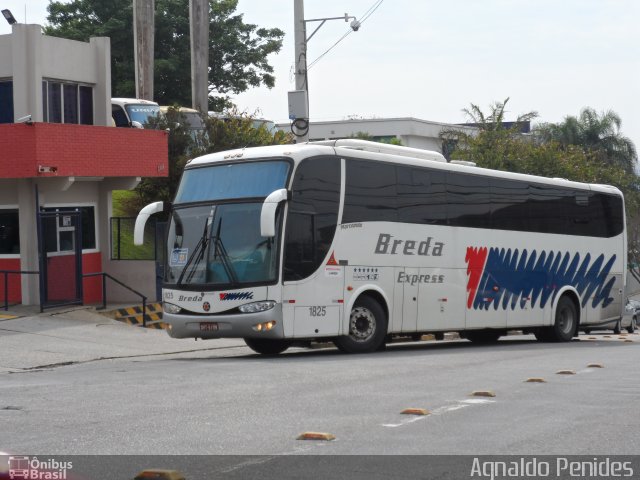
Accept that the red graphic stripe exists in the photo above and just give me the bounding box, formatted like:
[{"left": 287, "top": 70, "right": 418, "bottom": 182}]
[{"left": 466, "top": 247, "right": 488, "bottom": 309}]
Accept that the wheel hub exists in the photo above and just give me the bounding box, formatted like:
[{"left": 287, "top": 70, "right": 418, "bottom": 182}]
[{"left": 350, "top": 307, "right": 375, "bottom": 341}]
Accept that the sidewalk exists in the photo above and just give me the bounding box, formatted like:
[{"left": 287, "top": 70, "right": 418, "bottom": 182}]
[{"left": 0, "top": 306, "right": 246, "bottom": 373}]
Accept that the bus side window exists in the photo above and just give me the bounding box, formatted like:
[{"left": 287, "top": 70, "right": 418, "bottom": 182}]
[{"left": 283, "top": 156, "right": 341, "bottom": 282}]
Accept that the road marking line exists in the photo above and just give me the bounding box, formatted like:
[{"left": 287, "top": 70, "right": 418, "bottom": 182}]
[
  {"left": 382, "top": 415, "right": 429, "bottom": 428},
  {"left": 459, "top": 398, "right": 495, "bottom": 405},
  {"left": 381, "top": 398, "right": 494, "bottom": 427}
]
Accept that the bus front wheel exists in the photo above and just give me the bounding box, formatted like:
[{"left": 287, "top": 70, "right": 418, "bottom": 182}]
[
  {"left": 244, "top": 338, "right": 291, "bottom": 355},
  {"left": 334, "top": 296, "right": 387, "bottom": 353}
]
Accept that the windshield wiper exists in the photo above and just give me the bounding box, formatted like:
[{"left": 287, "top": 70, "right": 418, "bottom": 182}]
[
  {"left": 177, "top": 208, "right": 214, "bottom": 286},
  {"left": 211, "top": 218, "right": 239, "bottom": 285}
]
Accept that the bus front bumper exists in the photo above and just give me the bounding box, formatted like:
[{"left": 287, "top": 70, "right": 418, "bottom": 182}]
[{"left": 162, "top": 304, "right": 284, "bottom": 340}]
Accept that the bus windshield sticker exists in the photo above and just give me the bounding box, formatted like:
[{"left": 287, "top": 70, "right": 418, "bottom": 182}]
[{"left": 170, "top": 248, "right": 189, "bottom": 266}]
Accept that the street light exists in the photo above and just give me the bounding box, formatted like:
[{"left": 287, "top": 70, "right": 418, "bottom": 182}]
[
  {"left": 290, "top": 0, "right": 359, "bottom": 142},
  {"left": 2, "top": 9, "right": 17, "bottom": 25}
]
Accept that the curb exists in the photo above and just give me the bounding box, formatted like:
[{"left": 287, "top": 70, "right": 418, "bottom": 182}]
[{"left": 112, "top": 303, "right": 167, "bottom": 330}]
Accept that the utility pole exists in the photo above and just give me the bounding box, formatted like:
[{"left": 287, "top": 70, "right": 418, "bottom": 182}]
[
  {"left": 190, "top": 0, "right": 209, "bottom": 113},
  {"left": 290, "top": 1, "right": 360, "bottom": 142},
  {"left": 292, "top": 0, "right": 309, "bottom": 141},
  {"left": 133, "top": 0, "right": 155, "bottom": 100}
]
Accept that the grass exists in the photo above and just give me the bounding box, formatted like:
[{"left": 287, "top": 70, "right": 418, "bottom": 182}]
[{"left": 111, "top": 190, "right": 156, "bottom": 260}]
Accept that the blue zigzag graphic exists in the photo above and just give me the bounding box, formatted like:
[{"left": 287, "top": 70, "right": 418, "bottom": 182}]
[{"left": 471, "top": 248, "right": 616, "bottom": 311}]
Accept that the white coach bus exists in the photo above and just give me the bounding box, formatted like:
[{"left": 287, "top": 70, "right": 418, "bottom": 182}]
[{"left": 134, "top": 140, "right": 626, "bottom": 355}]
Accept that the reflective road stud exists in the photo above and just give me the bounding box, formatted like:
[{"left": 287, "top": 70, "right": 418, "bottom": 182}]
[
  {"left": 297, "top": 432, "right": 336, "bottom": 441},
  {"left": 401, "top": 408, "right": 430, "bottom": 416},
  {"left": 525, "top": 378, "right": 546, "bottom": 383},
  {"left": 556, "top": 370, "right": 576, "bottom": 375},
  {"left": 471, "top": 391, "right": 496, "bottom": 398},
  {"left": 587, "top": 363, "right": 604, "bottom": 368}
]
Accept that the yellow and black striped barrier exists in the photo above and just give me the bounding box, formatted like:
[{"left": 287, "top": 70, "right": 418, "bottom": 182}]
[{"left": 113, "top": 303, "right": 167, "bottom": 330}]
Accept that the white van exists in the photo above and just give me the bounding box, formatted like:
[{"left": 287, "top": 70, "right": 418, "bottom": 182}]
[{"left": 111, "top": 98, "right": 161, "bottom": 128}]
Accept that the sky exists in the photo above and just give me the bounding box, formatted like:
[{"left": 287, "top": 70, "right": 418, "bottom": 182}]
[{"left": 1, "top": 0, "right": 639, "bottom": 149}]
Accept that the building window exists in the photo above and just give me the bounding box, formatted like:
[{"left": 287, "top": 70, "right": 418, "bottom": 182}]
[
  {"left": 0, "top": 209, "right": 20, "bottom": 255},
  {"left": 0, "top": 80, "right": 14, "bottom": 124},
  {"left": 42, "top": 80, "right": 94, "bottom": 125},
  {"left": 42, "top": 206, "right": 96, "bottom": 252}
]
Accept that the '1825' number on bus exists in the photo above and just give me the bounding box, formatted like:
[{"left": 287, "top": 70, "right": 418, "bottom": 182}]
[{"left": 309, "top": 306, "right": 326, "bottom": 317}]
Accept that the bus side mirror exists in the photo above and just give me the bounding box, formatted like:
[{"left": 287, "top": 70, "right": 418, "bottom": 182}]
[
  {"left": 134, "top": 201, "right": 165, "bottom": 245},
  {"left": 260, "top": 189, "right": 288, "bottom": 237}
]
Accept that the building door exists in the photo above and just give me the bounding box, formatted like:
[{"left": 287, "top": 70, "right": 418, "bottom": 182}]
[{"left": 38, "top": 209, "right": 83, "bottom": 309}]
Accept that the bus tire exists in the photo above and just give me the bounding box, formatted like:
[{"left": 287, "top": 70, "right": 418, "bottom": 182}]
[
  {"left": 334, "top": 296, "right": 387, "bottom": 353},
  {"left": 463, "top": 329, "right": 501, "bottom": 344},
  {"left": 244, "top": 338, "right": 291, "bottom": 355},
  {"left": 549, "top": 295, "right": 578, "bottom": 342}
]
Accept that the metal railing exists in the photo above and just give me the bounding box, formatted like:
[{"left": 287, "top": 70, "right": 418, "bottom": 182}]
[
  {"left": 111, "top": 216, "right": 158, "bottom": 260},
  {"left": 1, "top": 270, "right": 40, "bottom": 311},
  {"left": 83, "top": 272, "right": 149, "bottom": 326}
]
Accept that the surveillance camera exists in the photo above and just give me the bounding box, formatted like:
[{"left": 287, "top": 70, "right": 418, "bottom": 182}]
[
  {"left": 350, "top": 19, "right": 361, "bottom": 32},
  {"left": 17, "top": 114, "right": 32, "bottom": 123}
]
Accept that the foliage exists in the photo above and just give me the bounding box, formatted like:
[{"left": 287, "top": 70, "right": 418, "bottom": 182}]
[
  {"left": 442, "top": 99, "right": 640, "bottom": 284},
  {"left": 44, "top": 0, "right": 284, "bottom": 110},
  {"left": 536, "top": 108, "right": 638, "bottom": 174}
]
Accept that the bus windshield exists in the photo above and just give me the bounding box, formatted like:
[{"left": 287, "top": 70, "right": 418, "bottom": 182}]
[
  {"left": 125, "top": 104, "right": 161, "bottom": 126},
  {"left": 166, "top": 160, "right": 290, "bottom": 287},
  {"left": 166, "top": 202, "right": 281, "bottom": 287},
  {"left": 174, "top": 160, "right": 290, "bottom": 204}
]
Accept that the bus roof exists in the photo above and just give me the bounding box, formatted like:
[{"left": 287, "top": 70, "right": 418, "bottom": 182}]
[
  {"left": 184, "top": 140, "right": 622, "bottom": 197},
  {"left": 111, "top": 97, "right": 159, "bottom": 107}
]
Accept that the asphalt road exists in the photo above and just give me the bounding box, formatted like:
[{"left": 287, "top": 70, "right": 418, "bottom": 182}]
[{"left": 2, "top": 332, "right": 639, "bottom": 463}]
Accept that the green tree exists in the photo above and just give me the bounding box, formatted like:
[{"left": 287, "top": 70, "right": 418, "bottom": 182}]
[
  {"left": 45, "top": 0, "right": 284, "bottom": 110},
  {"left": 536, "top": 108, "right": 638, "bottom": 174}
]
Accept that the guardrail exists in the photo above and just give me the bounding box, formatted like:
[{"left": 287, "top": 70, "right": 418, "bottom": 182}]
[
  {"left": 1, "top": 270, "right": 40, "bottom": 311},
  {"left": 83, "top": 272, "right": 149, "bottom": 326}
]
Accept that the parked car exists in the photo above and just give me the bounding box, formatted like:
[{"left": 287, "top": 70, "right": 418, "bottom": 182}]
[
  {"left": 582, "top": 299, "right": 637, "bottom": 335},
  {"left": 619, "top": 298, "right": 639, "bottom": 334}
]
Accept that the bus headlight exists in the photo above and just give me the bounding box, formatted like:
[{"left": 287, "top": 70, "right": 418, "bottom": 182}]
[
  {"left": 163, "top": 302, "right": 182, "bottom": 314},
  {"left": 239, "top": 301, "right": 276, "bottom": 313}
]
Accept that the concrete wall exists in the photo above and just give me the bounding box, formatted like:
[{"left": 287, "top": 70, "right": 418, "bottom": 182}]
[
  {"left": 2, "top": 24, "right": 111, "bottom": 126},
  {"left": 99, "top": 179, "right": 159, "bottom": 303}
]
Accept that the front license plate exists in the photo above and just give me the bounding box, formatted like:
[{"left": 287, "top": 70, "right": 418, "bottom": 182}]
[{"left": 200, "top": 322, "right": 219, "bottom": 331}]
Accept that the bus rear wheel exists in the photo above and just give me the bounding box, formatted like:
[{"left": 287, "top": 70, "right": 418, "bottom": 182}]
[
  {"left": 546, "top": 295, "right": 578, "bottom": 342},
  {"left": 334, "top": 296, "right": 387, "bottom": 353},
  {"left": 244, "top": 338, "right": 291, "bottom": 355}
]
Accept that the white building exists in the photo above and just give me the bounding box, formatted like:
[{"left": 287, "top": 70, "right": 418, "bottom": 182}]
[{"left": 276, "top": 117, "right": 478, "bottom": 156}]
